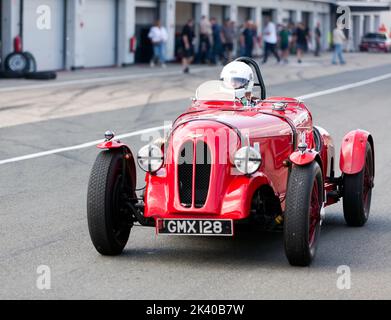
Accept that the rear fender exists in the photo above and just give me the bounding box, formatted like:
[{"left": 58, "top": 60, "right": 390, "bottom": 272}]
[{"left": 339, "top": 130, "right": 374, "bottom": 175}]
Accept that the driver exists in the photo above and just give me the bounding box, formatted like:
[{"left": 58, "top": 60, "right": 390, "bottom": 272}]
[{"left": 220, "top": 61, "right": 255, "bottom": 106}]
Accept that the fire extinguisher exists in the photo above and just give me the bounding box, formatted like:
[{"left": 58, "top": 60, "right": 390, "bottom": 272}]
[
  {"left": 14, "top": 35, "right": 23, "bottom": 53},
  {"left": 129, "top": 36, "right": 137, "bottom": 53}
]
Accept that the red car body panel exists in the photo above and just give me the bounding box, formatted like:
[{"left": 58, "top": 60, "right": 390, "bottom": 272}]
[
  {"left": 97, "top": 140, "right": 128, "bottom": 149},
  {"left": 144, "top": 171, "right": 273, "bottom": 221},
  {"left": 340, "top": 129, "right": 373, "bottom": 175}
]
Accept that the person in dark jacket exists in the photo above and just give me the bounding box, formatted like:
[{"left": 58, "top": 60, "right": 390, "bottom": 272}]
[
  {"left": 314, "top": 22, "right": 322, "bottom": 56},
  {"left": 294, "top": 22, "right": 308, "bottom": 63},
  {"left": 210, "top": 17, "right": 223, "bottom": 64},
  {"left": 279, "top": 24, "right": 290, "bottom": 64},
  {"left": 181, "top": 19, "right": 195, "bottom": 73},
  {"left": 240, "top": 20, "right": 256, "bottom": 58}
]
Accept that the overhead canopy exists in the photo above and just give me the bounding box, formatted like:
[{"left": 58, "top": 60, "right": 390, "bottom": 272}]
[{"left": 336, "top": 1, "right": 391, "bottom": 12}]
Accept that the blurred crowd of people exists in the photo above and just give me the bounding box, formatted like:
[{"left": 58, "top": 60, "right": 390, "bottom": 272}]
[{"left": 149, "top": 15, "right": 336, "bottom": 73}]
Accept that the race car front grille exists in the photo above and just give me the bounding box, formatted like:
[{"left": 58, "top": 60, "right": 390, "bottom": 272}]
[
  {"left": 178, "top": 141, "right": 194, "bottom": 207},
  {"left": 194, "top": 141, "right": 211, "bottom": 208},
  {"left": 177, "top": 140, "right": 211, "bottom": 208}
]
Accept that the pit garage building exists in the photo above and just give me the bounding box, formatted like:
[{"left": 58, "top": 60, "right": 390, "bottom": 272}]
[{"left": 0, "top": 0, "right": 390, "bottom": 71}]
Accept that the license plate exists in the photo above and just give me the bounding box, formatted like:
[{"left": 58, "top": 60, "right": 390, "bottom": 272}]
[{"left": 157, "top": 219, "right": 233, "bottom": 236}]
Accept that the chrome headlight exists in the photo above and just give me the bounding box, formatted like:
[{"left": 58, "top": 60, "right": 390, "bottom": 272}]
[
  {"left": 137, "top": 144, "right": 163, "bottom": 173},
  {"left": 234, "top": 146, "right": 262, "bottom": 175}
]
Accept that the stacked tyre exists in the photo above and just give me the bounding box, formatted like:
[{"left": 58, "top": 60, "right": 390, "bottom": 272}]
[{"left": 0, "top": 52, "right": 56, "bottom": 80}]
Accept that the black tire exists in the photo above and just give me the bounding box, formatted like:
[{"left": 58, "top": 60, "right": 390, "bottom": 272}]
[
  {"left": 4, "top": 52, "right": 29, "bottom": 73},
  {"left": 343, "top": 142, "right": 374, "bottom": 227},
  {"left": 284, "top": 162, "right": 323, "bottom": 266},
  {"left": 0, "top": 70, "right": 26, "bottom": 79},
  {"left": 87, "top": 150, "right": 133, "bottom": 255},
  {"left": 23, "top": 52, "right": 37, "bottom": 73},
  {"left": 24, "top": 71, "right": 57, "bottom": 80}
]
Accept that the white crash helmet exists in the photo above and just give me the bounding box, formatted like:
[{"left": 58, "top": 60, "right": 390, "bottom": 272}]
[{"left": 220, "top": 61, "right": 254, "bottom": 100}]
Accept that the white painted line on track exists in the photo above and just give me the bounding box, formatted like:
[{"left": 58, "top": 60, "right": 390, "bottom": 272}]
[
  {"left": 0, "top": 67, "right": 213, "bottom": 93},
  {"left": 296, "top": 72, "right": 391, "bottom": 100},
  {"left": 0, "top": 125, "right": 169, "bottom": 165},
  {"left": 1, "top": 72, "right": 390, "bottom": 165}
]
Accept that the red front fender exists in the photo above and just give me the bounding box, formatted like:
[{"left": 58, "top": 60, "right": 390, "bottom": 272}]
[
  {"left": 340, "top": 130, "right": 374, "bottom": 175},
  {"left": 96, "top": 140, "right": 137, "bottom": 198},
  {"left": 97, "top": 140, "right": 128, "bottom": 149},
  {"left": 220, "top": 173, "right": 277, "bottom": 219},
  {"left": 289, "top": 150, "right": 318, "bottom": 166}
]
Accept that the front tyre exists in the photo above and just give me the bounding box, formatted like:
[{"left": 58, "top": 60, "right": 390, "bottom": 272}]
[
  {"left": 87, "top": 150, "right": 133, "bottom": 255},
  {"left": 284, "top": 162, "right": 323, "bottom": 266},
  {"left": 343, "top": 142, "right": 374, "bottom": 227}
]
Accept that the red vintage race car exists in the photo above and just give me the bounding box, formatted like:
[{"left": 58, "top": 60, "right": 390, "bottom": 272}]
[{"left": 87, "top": 57, "right": 375, "bottom": 266}]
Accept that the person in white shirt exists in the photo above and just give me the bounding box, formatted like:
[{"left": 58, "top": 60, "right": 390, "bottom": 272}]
[
  {"left": 148, "top": 20, "right": 168, "bottom": 68},
  {"left": 262, "top": 16, "right": 280, "bottom": 64},
  {"left": 332, "top": 25, "right": 346, "bottom": 65}
]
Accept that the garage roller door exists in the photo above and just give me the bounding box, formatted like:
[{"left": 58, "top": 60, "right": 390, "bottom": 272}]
[
  {"left": 210, "top": 5, "right": 224, "bottom": 25},
  {"left": 238, "top": 7, "right": 251, "bottom": 26},
  {"left": 23, "top": 0, "right": 65, "bottom": 71},
  {"left": 83, "top": 0, "right": 116, "bottom": 68}
]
